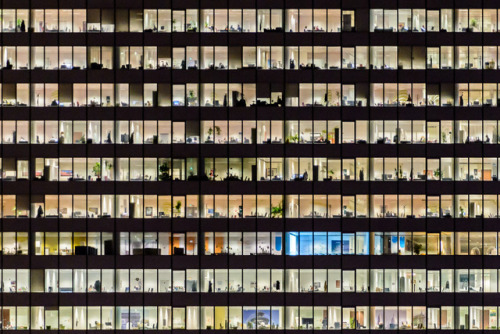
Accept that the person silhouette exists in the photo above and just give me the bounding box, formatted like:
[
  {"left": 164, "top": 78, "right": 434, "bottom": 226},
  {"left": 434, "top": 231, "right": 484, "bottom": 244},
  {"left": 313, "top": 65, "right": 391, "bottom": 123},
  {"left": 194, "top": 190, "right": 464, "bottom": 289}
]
[{"left": 37, "top": 205, "right": 44, "bottom": 218}]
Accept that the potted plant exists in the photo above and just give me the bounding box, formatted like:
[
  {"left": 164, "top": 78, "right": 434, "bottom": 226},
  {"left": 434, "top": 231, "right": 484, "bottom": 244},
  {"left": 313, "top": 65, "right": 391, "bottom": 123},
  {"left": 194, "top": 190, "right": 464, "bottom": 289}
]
[
  {"left": 187, "top": 90, "right": 196, "bottom": 105},
  {"left": 207, "top": 127, "right": 213, "bottom": 141},
  {"left": 174, "top": 201, "right": 182, "bottom": 217},
  {"left": 413, "top": 243, "right": 423, "bottom": 255},
  {"left": 104, "top": 162, "right": 113, "bottom": 180},
  {"left": 285, "top": 134, "right": 299, "bottom": 143},
  {"left": 159, "top": 161, "right": 171, "bottom": 181},
  {"left": 433, "top": 168, "right": 441, "bottom": 180},
  {"left": 207, "top": 126, "right": 221, "bottom": 141},
  {"left": 210, "top": 126, "right": 221, "bottom": 136},
  {"left": 470, "top": 18, "right": 477, "bottom": 32},
  {"left": 271, "top": 202, "right": 284, "bottom": 218},
  {"left": 92, "top": 162, "right": 102, "bottom": 181}
]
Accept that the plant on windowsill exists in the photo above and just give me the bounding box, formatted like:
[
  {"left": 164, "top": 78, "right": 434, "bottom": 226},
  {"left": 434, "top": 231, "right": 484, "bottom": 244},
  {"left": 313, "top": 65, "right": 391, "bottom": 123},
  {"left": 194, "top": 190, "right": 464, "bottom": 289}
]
[
  {"left": 187, "top": 90, "right": 196, "bottom": 105},
  {"left": 285, "top": 134, "right": 299, "bottom": 144},
  {"left": 327, "top": 169, "right": 336, "bottom": 181},
  {"left": 433, "top": 168, "right": 441, "bottom": 180},
  {"left": 158, "top": 161, "right": 171, "bottom": 181},
  {"left": 174, "top": 200, "right": 182, "bottom": 217},
  {"left": 470, "top": 18, "right": 478, "bottom": 32},
  {"left": 413, "top": 243, "right": 423, "bottom": 255},
  {"left": 207, "top": 126, "right": 213, "bottom": 140},
  {"left": 92, "top": 162, "right": 102, "bottom": 181},
  {"left": 207, "top": 126, "right": 221, "bottom": 142},
  {"left": 271, "top": 201, "right": 284, "bottom": 218}
]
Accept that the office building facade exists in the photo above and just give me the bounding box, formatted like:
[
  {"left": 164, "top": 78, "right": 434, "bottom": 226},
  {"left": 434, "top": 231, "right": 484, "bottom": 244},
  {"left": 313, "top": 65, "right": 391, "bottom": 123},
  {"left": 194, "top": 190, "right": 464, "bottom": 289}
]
[{"left": 0, "top": 0, "right": 500, "bottom": 330}]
